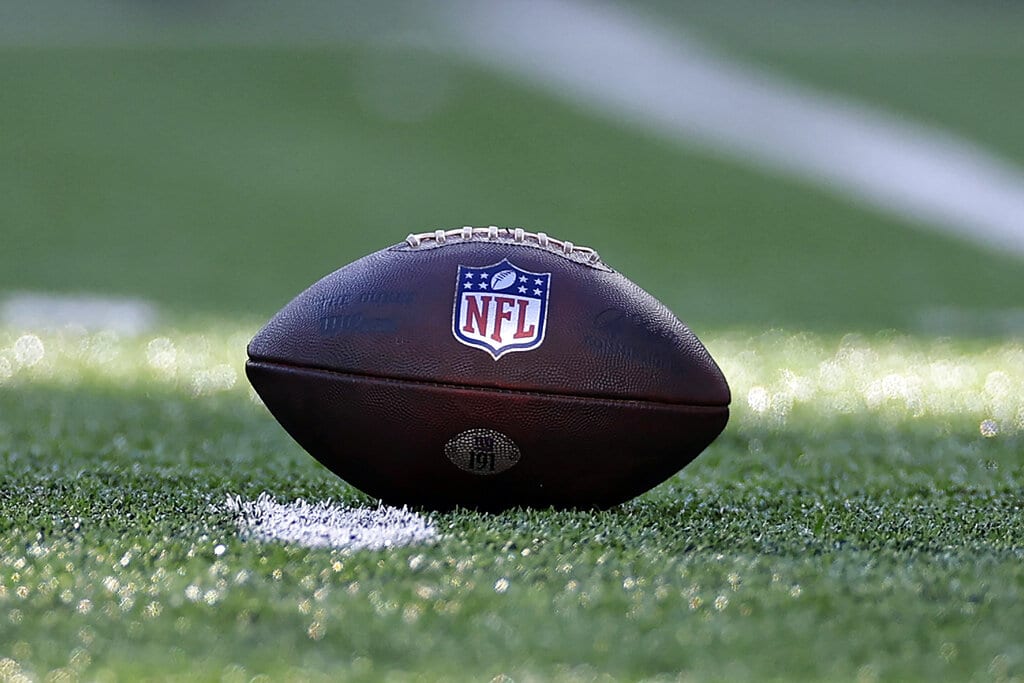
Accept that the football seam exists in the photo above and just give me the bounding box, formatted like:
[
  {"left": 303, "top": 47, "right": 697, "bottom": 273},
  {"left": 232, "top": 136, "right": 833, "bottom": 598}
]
[{"left": 246, "top": 358, "right": 730, "bottom": 410}]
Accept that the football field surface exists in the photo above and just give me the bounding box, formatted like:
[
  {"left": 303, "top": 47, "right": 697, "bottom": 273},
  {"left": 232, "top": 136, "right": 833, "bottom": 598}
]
[{"left": 1, "top": 2, "right": 1023, "bottom": 680}]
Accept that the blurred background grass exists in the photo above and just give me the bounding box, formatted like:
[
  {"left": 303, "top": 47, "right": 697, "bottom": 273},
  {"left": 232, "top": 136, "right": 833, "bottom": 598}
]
[{"left": 2, "top": 1, "right": 1023, "bottom": 332}]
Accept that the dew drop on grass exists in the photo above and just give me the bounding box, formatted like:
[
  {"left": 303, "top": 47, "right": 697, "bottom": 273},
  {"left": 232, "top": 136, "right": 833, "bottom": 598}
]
[
  {"left": 984, "top": 371, "right": 1012, "bottom": 398},
  {"left": 191, "top": 364, "right": 237, "bottom": 396},
  {"left": 979, "top": 420, "right": 999, "bottom": 437},
  {"left": 13, "top": 335, "right": 44, "bottom": 366},
  {"left": 747, "top": 386, "right": 770, "bottom": 413},
  {"left": 0, "top": 659, "right": 20, "bottom": 678},
  {"left": 146, "top": 337, "right": 178, "bottom": 373}
]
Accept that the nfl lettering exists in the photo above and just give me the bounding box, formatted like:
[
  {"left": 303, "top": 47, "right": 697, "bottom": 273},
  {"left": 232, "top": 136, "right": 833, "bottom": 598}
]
[{"left": 452, "top": 259, "right": 551, "bottom": 359}]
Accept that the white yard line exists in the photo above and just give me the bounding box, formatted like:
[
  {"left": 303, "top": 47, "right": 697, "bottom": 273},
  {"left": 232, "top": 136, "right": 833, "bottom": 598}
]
[
  {"left": 224, "top": 493, "right": 438, "bottom": 550},
  {"left": 442, "top": 0, "right": 1024, "bottom": 257},
  {"left": 1, "top": 292, "right": 157, "bottom": 334}
]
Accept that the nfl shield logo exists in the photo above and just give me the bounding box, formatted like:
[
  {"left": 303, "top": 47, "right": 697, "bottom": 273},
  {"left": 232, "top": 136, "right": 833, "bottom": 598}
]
[{"left": 452, "top": 259, "right": 551, "bottom": 359}]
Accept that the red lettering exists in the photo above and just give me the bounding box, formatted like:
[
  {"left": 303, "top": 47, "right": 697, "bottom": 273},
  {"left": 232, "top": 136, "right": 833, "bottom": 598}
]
[
  {"left": 491, "top": 297, "right": 516, "bottom": 342},
  {"left": 513, "top": 300, "right": 535, "bottom": 339},
  {"left": 462, "top": 295, "right": 491, "bottom": 335}
]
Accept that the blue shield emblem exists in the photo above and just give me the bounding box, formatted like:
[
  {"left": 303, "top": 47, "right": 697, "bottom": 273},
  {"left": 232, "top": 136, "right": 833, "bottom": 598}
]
[{"left": 452, "top": 259, "right": 551, "bottom": 359}]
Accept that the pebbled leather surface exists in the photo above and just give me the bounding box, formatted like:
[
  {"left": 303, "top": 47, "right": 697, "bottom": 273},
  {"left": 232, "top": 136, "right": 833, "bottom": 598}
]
[
  {"left": 246, "top": 360, "right": 729, "bottom": 511},
  {"left": 248, "top": 240, "right": 730, "bottom": 406}
]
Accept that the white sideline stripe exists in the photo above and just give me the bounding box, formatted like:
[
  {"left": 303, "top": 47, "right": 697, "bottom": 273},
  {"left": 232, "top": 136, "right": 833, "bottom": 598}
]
[
  {"left": 442, "top": 0, "right": 1024, "bottom": 257},
  {"left": 1, "top": 292, "right": 157, "bottom": 334},
  {"left": 224, "top": 493, "right": 438, "bottom": 550}
]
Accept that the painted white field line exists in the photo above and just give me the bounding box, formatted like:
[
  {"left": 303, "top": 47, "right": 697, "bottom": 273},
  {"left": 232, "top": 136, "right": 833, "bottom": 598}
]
[
  {"left": 442, "top": 0, "right": 1024, "bottom": 257},
  {"left": 224, "top": 493, "right": 438, "bottom": 550},
  {"left": 1, "top": 291, "right": 157, "bottom": 335}
]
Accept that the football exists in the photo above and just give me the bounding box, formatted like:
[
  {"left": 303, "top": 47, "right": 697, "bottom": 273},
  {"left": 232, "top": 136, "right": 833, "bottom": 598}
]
[{"left": 246, "top": 227, "right": 730, "bottom": 511}]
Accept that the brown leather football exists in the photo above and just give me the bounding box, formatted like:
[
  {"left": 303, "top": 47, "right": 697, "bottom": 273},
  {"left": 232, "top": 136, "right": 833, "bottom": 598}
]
[{"left": 246, "top": 227, "right": 730, "bottom": 511}]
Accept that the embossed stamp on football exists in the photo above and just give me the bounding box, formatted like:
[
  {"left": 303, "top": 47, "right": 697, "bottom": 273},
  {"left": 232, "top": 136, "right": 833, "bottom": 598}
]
[{"left": 246, "top": 227, "right": 730, "bottom": 511}]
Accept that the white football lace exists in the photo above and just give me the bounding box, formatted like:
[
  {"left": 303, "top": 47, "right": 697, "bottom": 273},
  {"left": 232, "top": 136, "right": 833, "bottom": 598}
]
[{"left": 404, "top": 226, "right": 602, "bottom": 264}]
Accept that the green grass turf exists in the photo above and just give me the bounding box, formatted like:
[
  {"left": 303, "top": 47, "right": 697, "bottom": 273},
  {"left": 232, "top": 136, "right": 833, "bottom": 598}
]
[
  {"left": 2, "top": 15, "right": 1024, "bottom": 681},
  {"left": 2, "top": 46, "right": 1023, "bottom": 333},
  {"left": 1, "top": 326, "right": 1022, "bottom": 681}
]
